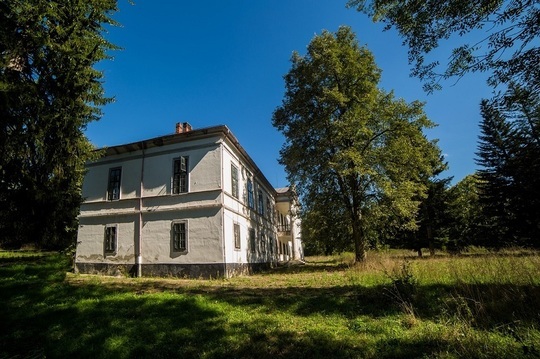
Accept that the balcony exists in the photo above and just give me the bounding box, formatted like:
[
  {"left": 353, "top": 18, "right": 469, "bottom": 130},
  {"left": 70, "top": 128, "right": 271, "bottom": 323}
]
[{"left": 277, "top": 223, "right": 291, "bottom": 236}]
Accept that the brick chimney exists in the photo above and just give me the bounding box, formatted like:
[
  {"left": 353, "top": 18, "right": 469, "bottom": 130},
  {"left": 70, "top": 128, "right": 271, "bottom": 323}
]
[{"left": 175, "top": 122, "right": 192, "bottom": 134}]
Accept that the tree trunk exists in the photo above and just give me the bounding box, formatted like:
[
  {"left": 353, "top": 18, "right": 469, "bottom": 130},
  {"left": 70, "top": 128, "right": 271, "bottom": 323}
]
[
  {"left": 427, "top": 225, "right": 435, "bottom": 256},
  {"left": 352, "top": 220, "right": 366, "bottom": 262}
]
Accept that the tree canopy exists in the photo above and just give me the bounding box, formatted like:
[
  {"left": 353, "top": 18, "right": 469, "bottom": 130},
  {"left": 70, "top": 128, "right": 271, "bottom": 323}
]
[
  {"left": 272, "top": 26, "right": 443, "bottom": 261},
  {"left": 0, "top": 0, "right": 118, "bottom": 249},
  {"left": 347, "top": 0, "right": 540, "bottom": 94}
]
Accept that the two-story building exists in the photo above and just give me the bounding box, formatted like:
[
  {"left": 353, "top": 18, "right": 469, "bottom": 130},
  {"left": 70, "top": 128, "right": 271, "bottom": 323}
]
[{"left": 75, "top": 123, "right": 302, "bottom": 278}]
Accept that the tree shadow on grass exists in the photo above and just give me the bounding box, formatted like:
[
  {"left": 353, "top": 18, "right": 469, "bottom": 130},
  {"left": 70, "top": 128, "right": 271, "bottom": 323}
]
[
  {"left": 0, "top": 255, "right": 226, "bottom": 358},
  {"left": 269, "top": 262, "right": 350, "bottom": 275},
  {"left": 1, "top": 254, "right": 539, "bottom": 358}
]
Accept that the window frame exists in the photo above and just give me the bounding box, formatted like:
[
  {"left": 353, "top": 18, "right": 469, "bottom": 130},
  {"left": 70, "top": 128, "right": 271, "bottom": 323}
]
[
  {"left": 258, "top": 189, "right": 264, "bottom": 216},
  {"left": 107, "top": 167, "right": 122, "bottom": 201},
  {"left": 231, "top": 163, "right": 239, "bottom": 199},
  {"left": 172, "top": 156, "right": 189, "bottom": 194},
  {"left": 233, "top": 223, "right": 241, "bottom": 250},
  {"left": 266, "top": 197, "right": 272, "bottom": 222},
  {"left": 247, "top": 179, "right": 254, "bottom": 209},
  {"left": 104, "top": 225, "right": 117, "bottom": 255},
  {"left": 261, "top": 232, "right": 266, "bottom": 254},
  {"left": 249, "top": 228, "right": 256, "bottom": 253},
  {"left": 172, "top": 220, "right": 188, "bottom": 253}
]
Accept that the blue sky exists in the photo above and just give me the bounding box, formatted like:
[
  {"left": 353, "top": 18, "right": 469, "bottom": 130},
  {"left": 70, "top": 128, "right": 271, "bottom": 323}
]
[{"left": 87, "top": 0, "right": 494, "bottom": 188}]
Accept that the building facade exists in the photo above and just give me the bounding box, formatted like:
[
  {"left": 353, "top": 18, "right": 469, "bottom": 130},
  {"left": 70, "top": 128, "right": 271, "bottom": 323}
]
[{"left": 75, "top": 124, "right": 302, "bottom": 278}]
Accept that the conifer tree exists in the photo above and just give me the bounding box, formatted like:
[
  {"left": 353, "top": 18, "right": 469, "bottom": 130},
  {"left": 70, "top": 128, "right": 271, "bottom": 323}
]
[
  {"left": 0, "top": 0, "right": 118, "bottom": 249},
  {"left": 476, "top": 93, "right": 540, "bottom": 247}
]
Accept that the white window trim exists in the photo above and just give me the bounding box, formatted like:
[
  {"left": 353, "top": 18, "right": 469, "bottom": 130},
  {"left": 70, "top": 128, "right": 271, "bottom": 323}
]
[
  {"left": 107, "top": 167, "right": 122, "bottom": 201},
  {"left": 249, "top": 228, "right": 256, "bottom": 253},
  {"left": 172, "top": 156, "right": 189, "bottom": 195},
  {"left": 104, "top": 224, "right": 118, "bottom": 255},
  {"left": 233, "top": 223, "right": 241, "bottom": 250},
  {"left": 171, "top": 220, "right": 189, "bottom": 253},
  {"left": 231, "top": 163, "right": 239, "bottom": 199}
]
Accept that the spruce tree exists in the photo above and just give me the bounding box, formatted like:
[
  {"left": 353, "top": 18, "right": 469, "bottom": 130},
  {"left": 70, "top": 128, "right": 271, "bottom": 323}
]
[
  {"left": 0, "top": 0, "right": 118, "bottom": 249},
  {"left": 476, "top": 94, "right": 540, "bottom": 247}
]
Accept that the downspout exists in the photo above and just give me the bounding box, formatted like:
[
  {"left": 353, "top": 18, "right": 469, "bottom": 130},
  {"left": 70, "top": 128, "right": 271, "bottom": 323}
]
[
  {"left": 137, "top": 142, "right": 146, "bottom": 277},
  {"left": 220, "top": 139, "right": 227, "bottom": 278}
]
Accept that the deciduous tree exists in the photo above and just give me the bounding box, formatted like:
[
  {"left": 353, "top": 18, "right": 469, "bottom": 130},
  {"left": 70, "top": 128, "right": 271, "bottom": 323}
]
[
  {"left": 272, "top": 26, "right": 442, "bottom": 262},
  {"left": 347, "top": 0, "right": 539, "bottom": 94}
]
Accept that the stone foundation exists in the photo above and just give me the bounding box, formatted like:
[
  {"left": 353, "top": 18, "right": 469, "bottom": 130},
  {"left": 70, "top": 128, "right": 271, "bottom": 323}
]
[{"left": 75, "top": 262, "right": 275, "bottom": 279}]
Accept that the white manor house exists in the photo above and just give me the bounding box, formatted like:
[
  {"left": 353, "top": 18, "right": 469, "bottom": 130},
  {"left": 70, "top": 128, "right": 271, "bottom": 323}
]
[{"left": 75, "top": 123, "right": 303, "bottom": 278}]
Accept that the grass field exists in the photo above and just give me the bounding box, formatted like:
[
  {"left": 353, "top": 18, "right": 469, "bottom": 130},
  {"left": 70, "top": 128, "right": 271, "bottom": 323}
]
[{"left": 1, "top": 249, "right": 539, "bottom": 358}]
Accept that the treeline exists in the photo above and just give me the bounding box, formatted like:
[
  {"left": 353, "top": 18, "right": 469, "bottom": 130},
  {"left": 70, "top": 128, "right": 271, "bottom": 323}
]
[
  {"left": 302, "top": 0, "right": 539, "bottom": 257},
  {"left": 303, "top": 88, "right": 540, "bottom": 255}
]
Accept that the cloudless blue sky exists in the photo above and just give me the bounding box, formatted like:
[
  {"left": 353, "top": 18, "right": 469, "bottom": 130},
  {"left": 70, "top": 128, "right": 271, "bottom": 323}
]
[{"left": 87, "top": 0, "right": 494, "bottom": 188}]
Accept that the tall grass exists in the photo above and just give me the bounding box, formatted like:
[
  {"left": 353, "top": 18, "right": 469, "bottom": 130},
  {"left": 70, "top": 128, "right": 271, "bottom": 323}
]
[{"left": 1, "top": 249, "right": 539, "bottom": 358}]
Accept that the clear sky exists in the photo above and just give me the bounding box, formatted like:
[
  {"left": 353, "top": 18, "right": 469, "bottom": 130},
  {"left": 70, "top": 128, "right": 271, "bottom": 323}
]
[{"left": 87, "top": 0, "right": 494, "bottom": 188}]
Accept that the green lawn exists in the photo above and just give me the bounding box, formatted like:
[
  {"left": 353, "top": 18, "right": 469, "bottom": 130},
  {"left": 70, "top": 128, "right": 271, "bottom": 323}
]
[{"left": 1, "top": 250, "right": 539, "bottom": 358}]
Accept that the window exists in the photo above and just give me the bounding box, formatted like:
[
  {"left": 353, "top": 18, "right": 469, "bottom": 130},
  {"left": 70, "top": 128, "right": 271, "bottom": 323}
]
[
  {"left": 107, "top": 167, "right": 121, "bottom": 201},
  {"left": 247, "top": 179, "right": 254, "bottom": 209},
  {"left": 261, "top": 232, "right": 266, "bottom": 254},
  {"left": 258, "top": 189, "right": 264, "bottom": 215},
  {"left": 234, "top": 223, "right": 241, "bottom": 249},
  {"left": 269, "top": 236, "right": 274, "bottom": 256},
  {"left": 231, "top": 163, "right": 239, "bottom": 198},
  {"left": 172, "top": 221, "right": 188, "bottom": 252},
  {"left": 173, "top": 156, "right": 189, "bottom": 194},
  {"left": 266, "top": 197, "right": 272, "bottom": 221},
  {"left": 104, "top": 225, "right": 117, "bottom": 254},
  {"left": 249, "top": 228, "right": 256, "bottom": 252}
]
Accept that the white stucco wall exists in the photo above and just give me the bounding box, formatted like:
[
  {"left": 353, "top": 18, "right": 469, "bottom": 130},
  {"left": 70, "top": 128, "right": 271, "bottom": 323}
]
[
  {"left": 82, "top": 157, "right": 142, "bottom": 202},
  {"left": 76, "top": 215, "right": 137, "bottom": 265},
  {"left": 221, "top": 140, "right": 278, "bottom": 264},
  {"left": 143, "top": 139, "right": 222, "bottom": 196},
  {"left": 141, "top": 207, "right": 223, "bottom": 264}
]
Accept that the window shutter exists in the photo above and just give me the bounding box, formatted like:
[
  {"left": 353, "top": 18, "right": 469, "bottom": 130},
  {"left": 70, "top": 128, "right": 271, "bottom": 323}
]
[{"left": 180, "top": 156, "right": 187, "bottom": 172}]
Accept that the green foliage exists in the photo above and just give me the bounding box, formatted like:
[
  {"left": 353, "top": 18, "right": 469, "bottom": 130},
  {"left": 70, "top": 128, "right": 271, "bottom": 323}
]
[
  {"left": 273, "top": 26, "right": 443, "bottom": 261},
  {"left": 446, "top": 174, "right": 484, "bottom": 250},
  {"left": 301, "top": 194, "right": 354, "bottom": 256},
  {"left": 0, "top": 0, "right": 118, "bottom": 249},
  {"left": 347, "top": 0, "right": 540, "bottom": 95},
  {"left": 390, "top": 165, "right": 454, "bottom": 256},
  {"left": 346, "top": 0, "right": 539, "bottom": 249}
]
